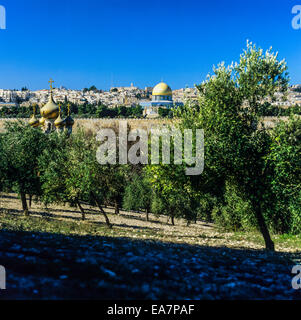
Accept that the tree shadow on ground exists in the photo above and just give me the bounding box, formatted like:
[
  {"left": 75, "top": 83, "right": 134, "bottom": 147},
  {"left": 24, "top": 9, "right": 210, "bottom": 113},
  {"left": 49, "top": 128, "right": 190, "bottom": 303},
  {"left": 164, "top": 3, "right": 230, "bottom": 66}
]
[
  {"left": 1, "top": 208, "right": 164, "bottom": 233},
  {"left": 116, "top": 212, "right": 163, "bottom": 225},
  {"left": 0, "top": 227, "right": 298, "bottom": 300},
  {"left": 87, "top": 220, "right": 163, "bottom": 232},
  {"left": 0, "top": 203, "right": 169, "bottom": 228},
  {"left": 1, "top": 208, "right": 84, "bottom": 222},
  {"left": 0, "top": 194, "right": 19, "bottom": 200}
]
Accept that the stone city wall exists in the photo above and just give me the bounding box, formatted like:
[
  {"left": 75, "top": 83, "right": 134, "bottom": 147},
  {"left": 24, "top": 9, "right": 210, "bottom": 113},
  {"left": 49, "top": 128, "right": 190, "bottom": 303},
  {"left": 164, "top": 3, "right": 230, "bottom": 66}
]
[
  {"left": 0, "top": 118, "right": 177, "bottom": 133},
  {"left": 0, "top": 116, "right": 295, "bottom": 133}
]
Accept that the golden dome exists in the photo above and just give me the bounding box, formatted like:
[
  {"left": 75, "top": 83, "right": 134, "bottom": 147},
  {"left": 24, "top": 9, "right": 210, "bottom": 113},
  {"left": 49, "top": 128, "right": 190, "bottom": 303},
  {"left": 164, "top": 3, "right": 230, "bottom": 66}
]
[
  {"left": 29, "top": 114, "right": 40, "bottom": 128},
  {"left": 40, "top": 93, "right": 59, "bottom": 120},
  {"left": 39, "top": 117, "right": 46, "bottom": 126},
  {"left": 152, "top": 82, "right": 172, "bottom": 96},
  {"left": 54, "top": 104, "right": 65, "bottom": 128},
  {"left": 54, "top": 114, "right": 65, "bottom": 128}
]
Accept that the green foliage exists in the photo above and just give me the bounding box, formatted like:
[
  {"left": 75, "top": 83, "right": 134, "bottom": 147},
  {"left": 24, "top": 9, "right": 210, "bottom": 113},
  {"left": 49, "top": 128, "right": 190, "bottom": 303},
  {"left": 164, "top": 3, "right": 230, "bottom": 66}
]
[
  {"left": 38, "top": 132, "right": 70, "bottom": 205},
  {"left": 129, "top": 105, "right": 143, "bottom": 118},
  {"left": 98, "top": 164, "right": 128, "bottom": 212},
  {"left": 158, "top": 107, "right": 173, "bottom": 118},
  {"left": 257, "top": 103, "right": 301, "bottom": 117},
  {"left": 95, "top": 105, "right": 118, "bottom": 118},
  {"left": 196, "top": 193, "right": 218, "bottom": 222},
  {"left": 150, "top": 193, "right": 165, "bottom": 216},
  {"left": 83, "top": 86, "right": 101, "bottom": 93},
  {"left": 212, "top": 181, "right": 257, "bottom": 231},
  {"left": 0, "top": 121, "right": 48, "bottom": 214},
  {"left": 39, "top": 130, "right": 113, "bottom": 225},
  {"left": 39, "top": 130, "right": 100, "bottom": 207},
  {"left": 0, "top": 122, "right": 48, "bottom": 194},
  {"left": 123, "top": 173, "right": 152, "bottom": 212},
  {"left": 0, "top": 106, "right": 32, "bottom": 118},
  {"left": 0, "top": 103, "right": 143, "bottom": 119},
  {"left": 264, "top": 115, "right": 301, "bottom": 234},
  {"left": 145, "top": 164, "right": 199, "bottom": 224},
  {"left": 175, "top": 41, "right": 290, "bottom": 250},
  {"left": 235, "top": 42, "right": 289, "bottom": 108}
]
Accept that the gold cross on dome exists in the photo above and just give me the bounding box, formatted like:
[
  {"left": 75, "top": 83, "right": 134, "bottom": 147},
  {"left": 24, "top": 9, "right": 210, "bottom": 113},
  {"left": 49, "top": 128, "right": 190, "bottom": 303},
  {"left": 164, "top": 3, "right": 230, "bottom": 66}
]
[{"left": 49, "top": 78, "right": 54, "bottom": 90}]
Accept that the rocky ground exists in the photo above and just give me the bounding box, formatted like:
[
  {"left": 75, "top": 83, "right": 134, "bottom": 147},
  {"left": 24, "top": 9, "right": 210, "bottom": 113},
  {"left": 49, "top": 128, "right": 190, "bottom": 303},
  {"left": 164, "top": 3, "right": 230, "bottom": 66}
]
[{"left": 0, "top": 194, "right": 300, "bottom": 300}]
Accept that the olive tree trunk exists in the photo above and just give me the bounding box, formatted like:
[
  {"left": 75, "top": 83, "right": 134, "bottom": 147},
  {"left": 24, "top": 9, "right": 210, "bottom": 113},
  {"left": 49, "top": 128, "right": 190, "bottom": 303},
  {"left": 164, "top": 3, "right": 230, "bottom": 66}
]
[
  {"left": 28, "top": 195, "right": 32, "bottom": 209},
  {"left": 77, "top": 201, "right": 86, "bottom": 221},
  {"left": 171, "top": 215, "right": 175, "bottom": 226},
  {"left": 20, "top": 192, "right": 29, "bottom": 217},
  {"left": 253, "top": 201, "right": 275, "bottom": 251},
  {"left": 92, "top": 193, "right": 112, "bottom": 228},
  {"left": 114, "top": 200, "right": 120, "bottom": 215}
]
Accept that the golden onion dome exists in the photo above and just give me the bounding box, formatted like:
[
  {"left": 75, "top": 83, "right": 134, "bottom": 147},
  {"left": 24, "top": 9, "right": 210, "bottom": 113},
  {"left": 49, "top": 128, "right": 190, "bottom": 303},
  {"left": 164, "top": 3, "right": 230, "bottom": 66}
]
[
  {"left": 152, "top": 82, "right": 172, "bottom": 96},
  {"left": 54, "top": 114, "right": 65, "bottom": 128},
  {"left": 29, "top": 114, "right": 40, "bottom": 128},
  {"left": 39, "top": 117, "right": 46, "bottom": 126},
  {"left": 40, "top": 93, "right": 59, "bottom": 120},
  {"left": 54, "top": 104, "right": 65, "bottom": 128}
]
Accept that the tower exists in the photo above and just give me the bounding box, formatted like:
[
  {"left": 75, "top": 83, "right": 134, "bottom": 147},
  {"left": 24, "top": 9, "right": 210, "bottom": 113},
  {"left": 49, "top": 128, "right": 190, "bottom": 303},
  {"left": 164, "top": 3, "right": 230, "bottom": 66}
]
[{"left": 40, "top": 78, "right": 60, "bottom": 133}]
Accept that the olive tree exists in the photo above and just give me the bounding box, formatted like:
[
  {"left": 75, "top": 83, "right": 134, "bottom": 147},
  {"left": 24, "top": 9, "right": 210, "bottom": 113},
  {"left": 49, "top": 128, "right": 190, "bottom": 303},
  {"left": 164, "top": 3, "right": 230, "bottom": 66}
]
[
  {"left": 0, "top": 121, "right": 48, "bottom": 216},
  {"left": 177, "top": 42, "right": 289, "bottom": 251},
  {"left": 39, "top": 130, "right": 112, "bottom": 227},
  {"left": 98, "top": 164, "right": 127, "bottom": 215},
  {"left": 123, "top": 172, "right": 153, "bottom": 221},
  {"left": 146, "top": 164, "right": 198, "bottom": 226}
]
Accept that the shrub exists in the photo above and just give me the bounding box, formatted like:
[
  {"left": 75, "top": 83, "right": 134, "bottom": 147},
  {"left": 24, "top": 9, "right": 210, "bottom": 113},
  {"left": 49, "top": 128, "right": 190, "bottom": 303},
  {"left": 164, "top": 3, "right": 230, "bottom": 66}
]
[{"left": 212, "top": 181, "right": 257, "bottom": 232}]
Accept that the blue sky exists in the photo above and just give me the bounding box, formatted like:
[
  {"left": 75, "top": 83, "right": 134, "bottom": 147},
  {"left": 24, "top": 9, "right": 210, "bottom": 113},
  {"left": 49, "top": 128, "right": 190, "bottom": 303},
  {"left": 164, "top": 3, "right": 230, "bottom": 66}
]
[{"left": 0, "top": 0, "right": 300, "bottom": 90}]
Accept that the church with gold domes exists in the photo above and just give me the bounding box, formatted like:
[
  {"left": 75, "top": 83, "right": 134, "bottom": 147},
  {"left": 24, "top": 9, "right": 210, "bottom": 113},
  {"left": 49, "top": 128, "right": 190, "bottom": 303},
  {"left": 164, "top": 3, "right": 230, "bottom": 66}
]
[
  {"left": 29, "top": 79, "right": 74, "bottom": 134},
  {"left": 140, "top": 82, "right": 183, "bottom": 118}
]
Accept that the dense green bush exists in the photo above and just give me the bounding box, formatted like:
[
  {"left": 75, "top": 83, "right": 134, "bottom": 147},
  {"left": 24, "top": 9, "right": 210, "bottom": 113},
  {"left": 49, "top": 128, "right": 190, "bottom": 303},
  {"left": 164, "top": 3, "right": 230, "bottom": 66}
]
[
  {"left": 123, "top": 173, "right": 153, "bottom": 221},
  {"left": 264, "top": 116, "right": 301, "bottom": 234},
  {"left": 196, "top": 194, "right": 218, "bottom": 223},
  {"left": 211, "top": 181, "right": 257, "bottom": 231}
]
